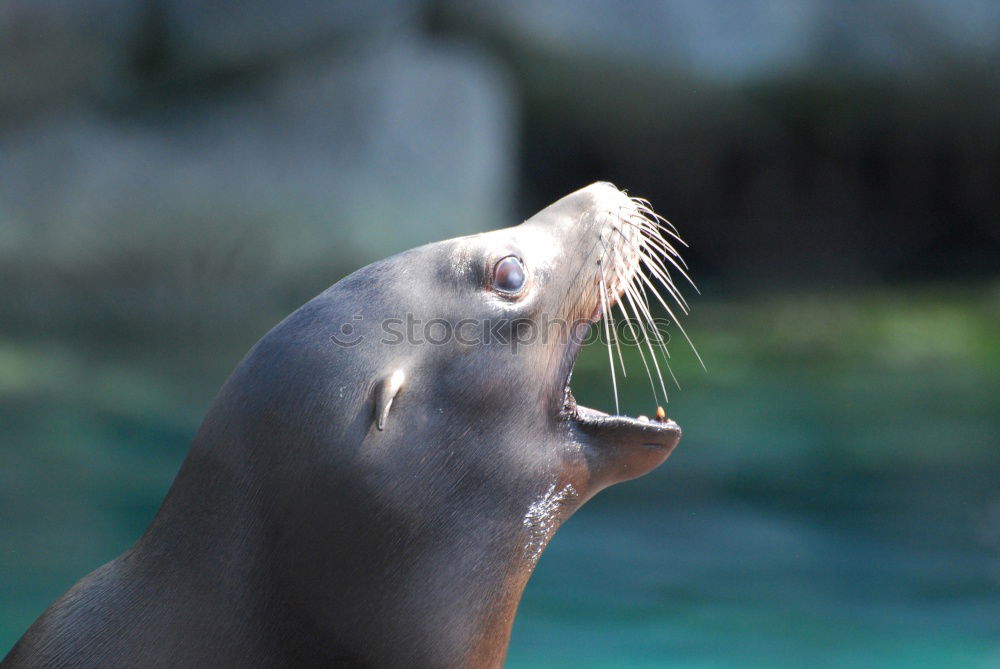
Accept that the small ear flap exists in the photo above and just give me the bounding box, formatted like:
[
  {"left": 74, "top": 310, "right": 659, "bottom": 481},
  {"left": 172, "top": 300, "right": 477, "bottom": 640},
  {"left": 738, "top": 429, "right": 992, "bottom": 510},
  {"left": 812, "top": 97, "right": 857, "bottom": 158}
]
[{"left": 374, "top": 369, "right": 406, "bottom": 431}]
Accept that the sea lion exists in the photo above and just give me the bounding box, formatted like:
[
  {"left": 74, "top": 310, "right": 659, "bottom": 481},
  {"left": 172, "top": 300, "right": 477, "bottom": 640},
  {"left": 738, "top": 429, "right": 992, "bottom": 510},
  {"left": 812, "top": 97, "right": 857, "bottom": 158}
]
[{"left": 2, "top": 182, "right": 692, "bottom": 668}]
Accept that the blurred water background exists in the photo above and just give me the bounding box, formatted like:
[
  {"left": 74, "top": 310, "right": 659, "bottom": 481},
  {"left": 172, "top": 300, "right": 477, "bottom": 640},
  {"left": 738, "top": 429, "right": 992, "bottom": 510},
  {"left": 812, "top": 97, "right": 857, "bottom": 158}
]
[{"left": 1, "top": 1, "right": 998, "bottom": 666}]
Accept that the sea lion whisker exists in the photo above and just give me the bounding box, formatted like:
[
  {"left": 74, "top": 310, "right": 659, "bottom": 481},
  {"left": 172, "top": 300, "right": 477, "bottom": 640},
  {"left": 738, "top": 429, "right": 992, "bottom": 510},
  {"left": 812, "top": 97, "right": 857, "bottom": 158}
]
[
  {"left": 597, "top": 272, "right": 621, "bottom": 415},
  {"left": 636, "top": 207, "right": 682, "bottom": 240},
  {"left": 600, "top": 229, "right": 637, "bottom": 389},
  {"left": 628, "top": 206, "right": 686, "bottom": 245},
  {"left": 624, "top": 205, "right": 679, "bottom": 237},
  {"left": 610, "top": 307, "right": 628, "bottom": 381},
  {"left": 631, "top": 213, "right": 691, "bottom": 258},
  {"left": 632, "top": 199, "right": 685, "bottom": 240},
  {"left": 628, "top": 224, "right": 698, "bottom": 295},
  {"left": 633, "top": 268, "right": 706, "bottom": 371},
  {"left": 629, "top": 215, "right": 689, "bottom": 265},
  {"left": 605, "top": 223, "right": 692, "bottom": 314},
  {"left": 617, "top": 209, "right": 673, "bottom": 239},
  {"left": 630, "top": 215, "right": 692, "bottom": 270},
  {"left": 629, "top": 270, "right": 677, "bottom": 352},
  {"left": 613, "top": 212, "right": 688, "bottom": 274},
  {"left": 600, "top": 260, "right": 629, "bottom": 381},
  {"left": 641, "top": 243, "right": 698, "bottom": 295},
  {"left": 601, "top": 224, "right": 679, "bottom": 399},
  {"left": 620, "top": 280, "right": 668, "bottom": 402},
  {"left": 622, "top": 277, "right": 679, "bottom": 393},
  {"left": 600, "top": 222, "right": 686, "bottom": 353},
  {"left": 615, "top": 297, "right": 661, "bottom": 405},
  {"left": 631, "top": 238, "right": 692, "bottom": 309},
  {"left": 638, "top": 253, "right": 692, "bottom": 314}
]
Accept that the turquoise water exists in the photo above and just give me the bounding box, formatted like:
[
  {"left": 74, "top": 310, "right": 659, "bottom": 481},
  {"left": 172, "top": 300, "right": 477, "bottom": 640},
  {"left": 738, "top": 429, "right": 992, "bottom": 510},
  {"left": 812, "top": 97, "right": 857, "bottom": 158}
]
[
  {"left": 509, "top": 289, "right": 1000, "bottom": 667},
  {"left": 2, "top": 289, "right": 998, "bottom": 666}
]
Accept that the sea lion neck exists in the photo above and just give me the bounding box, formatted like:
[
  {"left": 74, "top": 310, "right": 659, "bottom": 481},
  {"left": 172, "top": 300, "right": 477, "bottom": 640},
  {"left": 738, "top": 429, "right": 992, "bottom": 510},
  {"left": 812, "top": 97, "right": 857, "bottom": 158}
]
[
  {"left": 127, "top": 419, "right": 569, "bottom": 668},
  {"left": 128, "top": 309, "right": 578, "bottom": 667}
]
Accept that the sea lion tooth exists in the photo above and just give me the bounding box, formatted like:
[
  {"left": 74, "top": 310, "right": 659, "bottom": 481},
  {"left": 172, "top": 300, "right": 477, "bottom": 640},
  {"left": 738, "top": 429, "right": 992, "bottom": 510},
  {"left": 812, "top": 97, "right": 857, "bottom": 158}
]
[
  {"left": 655, "top": 406, "right": 666, "bottom": 422},
  {"left": 637, "top": 415, "right": 649, "bottom": 423},
  {"left": 375, "top": 368, "right": 405, "bottom": 431}
]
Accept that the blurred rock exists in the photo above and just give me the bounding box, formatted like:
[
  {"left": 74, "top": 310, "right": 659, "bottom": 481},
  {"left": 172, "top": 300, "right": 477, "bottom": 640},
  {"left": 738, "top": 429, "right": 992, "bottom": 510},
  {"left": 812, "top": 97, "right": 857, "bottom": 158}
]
[
  {"left": 0, "top": 0, "right": 143, "bottom": 121},
  {"left": 0, "top": 35, "right": 515, "bottom": 342},
  {"left": 1, "top": 0, "right": 996, "bottom": 345},
  {"left": 440, "top": 0, "right": 1000, "bottom": 80},
  {"left": 435, "top": 0, "right": 1000, "bottom": 286},
  {"left": 162, "top": 0, "right": 426, "bottom": 73}
]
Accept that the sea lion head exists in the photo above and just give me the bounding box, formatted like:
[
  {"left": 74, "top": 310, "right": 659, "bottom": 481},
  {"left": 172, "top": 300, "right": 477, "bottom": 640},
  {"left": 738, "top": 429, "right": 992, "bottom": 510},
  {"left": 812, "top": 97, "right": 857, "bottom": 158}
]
[
  {"left": 343, "top": 181, "right": 683, "bottom": 490},
  {"left": 158, "top": 182, "right": 694, "bottom": 666}
]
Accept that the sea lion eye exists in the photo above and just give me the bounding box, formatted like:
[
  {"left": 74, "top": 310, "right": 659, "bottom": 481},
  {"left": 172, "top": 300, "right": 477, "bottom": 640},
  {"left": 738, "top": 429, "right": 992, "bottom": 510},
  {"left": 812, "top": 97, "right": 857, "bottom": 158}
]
[{"left": 493, "top": 256, "right": 526, "bottom": 294}]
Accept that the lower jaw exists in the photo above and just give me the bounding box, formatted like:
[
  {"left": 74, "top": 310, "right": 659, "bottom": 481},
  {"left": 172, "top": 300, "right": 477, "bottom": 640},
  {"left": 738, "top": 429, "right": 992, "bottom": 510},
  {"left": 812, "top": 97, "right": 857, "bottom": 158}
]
[{"left": 561, "top": 387, "right": 681, "bottom": 447}]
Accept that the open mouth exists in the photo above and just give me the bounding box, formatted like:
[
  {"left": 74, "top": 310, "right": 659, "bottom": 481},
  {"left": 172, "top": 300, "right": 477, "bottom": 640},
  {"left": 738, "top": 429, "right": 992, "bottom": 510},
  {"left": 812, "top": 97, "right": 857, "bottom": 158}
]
[
  {"left": 560, "top": 348, "right": 682, "bottom": 451},
  {"left": 557, "top": 299, "right": 681, "bottom": 451},
  {"left": 554, "top": 186, "right": 691, "bottom": 454}
]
